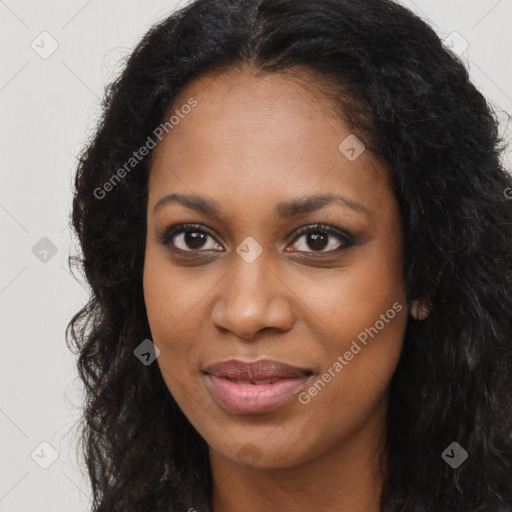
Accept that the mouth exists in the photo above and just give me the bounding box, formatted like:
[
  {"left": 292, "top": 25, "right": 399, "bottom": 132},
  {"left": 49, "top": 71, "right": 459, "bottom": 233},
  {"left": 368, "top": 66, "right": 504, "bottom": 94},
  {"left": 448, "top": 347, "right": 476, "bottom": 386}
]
[
  {"left": 203, "top": 358, "right": 312, "bottom": 380},
  {"left": 202, "top": 358, "right": 313, "bottom": 414}
]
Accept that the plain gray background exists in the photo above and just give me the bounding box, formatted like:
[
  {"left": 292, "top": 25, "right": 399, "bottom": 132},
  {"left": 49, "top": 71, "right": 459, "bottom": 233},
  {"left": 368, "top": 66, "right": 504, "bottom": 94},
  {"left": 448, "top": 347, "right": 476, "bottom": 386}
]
[{"left": 1, "top": 0, "right": 511, "bottom": 510}]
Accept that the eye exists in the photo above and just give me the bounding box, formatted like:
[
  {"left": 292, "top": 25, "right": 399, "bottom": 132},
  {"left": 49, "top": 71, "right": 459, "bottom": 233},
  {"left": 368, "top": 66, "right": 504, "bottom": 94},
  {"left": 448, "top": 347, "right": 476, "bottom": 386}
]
[
  {"left": 287, "top": 223, "right": 353, "bottom": 254},
  {"left": 158, "top": 223, "right": 223, "bottom": 252},
  {"left": 158, "top": 223, "right": 354, "bottom": 255}
]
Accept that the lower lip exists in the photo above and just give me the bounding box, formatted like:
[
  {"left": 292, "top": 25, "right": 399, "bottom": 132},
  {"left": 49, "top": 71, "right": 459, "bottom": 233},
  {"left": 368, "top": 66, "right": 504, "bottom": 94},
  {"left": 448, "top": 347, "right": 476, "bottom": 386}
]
[{"left": 204, "top": 374, "right": 311, "bottom": 414}]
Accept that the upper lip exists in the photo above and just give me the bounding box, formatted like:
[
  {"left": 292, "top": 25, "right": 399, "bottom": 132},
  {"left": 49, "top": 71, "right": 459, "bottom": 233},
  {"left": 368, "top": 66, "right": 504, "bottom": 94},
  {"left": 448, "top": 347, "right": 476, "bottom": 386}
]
[{"left": 203, "top": 358, "right": 312, "bottom": 380}]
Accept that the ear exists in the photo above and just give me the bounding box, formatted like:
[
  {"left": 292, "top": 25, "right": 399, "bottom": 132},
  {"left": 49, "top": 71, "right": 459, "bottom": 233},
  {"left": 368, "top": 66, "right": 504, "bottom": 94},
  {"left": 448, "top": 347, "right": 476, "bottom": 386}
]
[{"left": 409, "top": 299, "right": 430, "bottom": 320}]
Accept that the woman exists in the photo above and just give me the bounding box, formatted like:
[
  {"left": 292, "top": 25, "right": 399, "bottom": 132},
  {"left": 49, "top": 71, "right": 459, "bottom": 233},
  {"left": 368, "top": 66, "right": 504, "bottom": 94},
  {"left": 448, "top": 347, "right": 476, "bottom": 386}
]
[{"left": 66, "top": 0, "right": 512, "bottom": 510}]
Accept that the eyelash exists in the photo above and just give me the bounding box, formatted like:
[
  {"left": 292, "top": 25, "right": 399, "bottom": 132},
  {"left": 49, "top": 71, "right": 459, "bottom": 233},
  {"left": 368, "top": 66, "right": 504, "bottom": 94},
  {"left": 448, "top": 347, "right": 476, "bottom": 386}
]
[{"left": 157, "top": 222, "right": 355, "bottom": 255}]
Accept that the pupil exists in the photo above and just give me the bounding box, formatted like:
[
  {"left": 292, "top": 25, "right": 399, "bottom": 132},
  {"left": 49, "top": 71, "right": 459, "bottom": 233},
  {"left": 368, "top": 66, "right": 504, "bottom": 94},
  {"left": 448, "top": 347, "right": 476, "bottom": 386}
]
[
  {"left": 308, "top": 232, "right": 328, "bottom": 251},
  {"left": 185, "top": 231, "right": 206, "bottom": 249}
]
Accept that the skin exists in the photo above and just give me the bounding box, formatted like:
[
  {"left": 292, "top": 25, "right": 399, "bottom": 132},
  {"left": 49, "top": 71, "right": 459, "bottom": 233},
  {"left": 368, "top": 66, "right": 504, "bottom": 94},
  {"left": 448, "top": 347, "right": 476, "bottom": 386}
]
[{"left": 143, "top": 65, "right": 414, "bottom": 512}]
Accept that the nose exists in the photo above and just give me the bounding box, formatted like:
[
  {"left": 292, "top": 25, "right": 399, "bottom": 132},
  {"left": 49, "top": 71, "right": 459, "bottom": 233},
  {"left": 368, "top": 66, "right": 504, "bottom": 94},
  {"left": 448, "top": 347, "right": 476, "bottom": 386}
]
[{"left": 210, "top": 254, "right": 295, "bottom": 340}]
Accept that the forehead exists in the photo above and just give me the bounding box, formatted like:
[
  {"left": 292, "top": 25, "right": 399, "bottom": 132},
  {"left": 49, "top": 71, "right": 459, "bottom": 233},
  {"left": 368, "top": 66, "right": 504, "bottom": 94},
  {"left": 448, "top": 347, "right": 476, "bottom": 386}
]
[{"left": 148, "top": 67, "right": 392, "bottom": 219}]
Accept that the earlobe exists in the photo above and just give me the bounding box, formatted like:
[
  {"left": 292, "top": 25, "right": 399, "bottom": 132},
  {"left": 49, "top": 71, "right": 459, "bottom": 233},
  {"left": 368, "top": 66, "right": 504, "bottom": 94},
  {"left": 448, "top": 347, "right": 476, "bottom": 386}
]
[{"left": 410, "top": 299, "right": 430, "bottom": 320}]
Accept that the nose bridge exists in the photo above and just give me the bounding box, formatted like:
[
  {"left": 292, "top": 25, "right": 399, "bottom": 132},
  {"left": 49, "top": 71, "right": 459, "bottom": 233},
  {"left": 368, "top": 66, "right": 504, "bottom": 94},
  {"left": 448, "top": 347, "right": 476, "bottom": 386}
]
[
  {"left": 211, "top": 248, "right": 294, "bottom": 338},
  {"left": 227, "top": 230, "right": 274, "bottom": 302},
  {"left": 224, "top": 250, "right": 275, "bottom": 316}
]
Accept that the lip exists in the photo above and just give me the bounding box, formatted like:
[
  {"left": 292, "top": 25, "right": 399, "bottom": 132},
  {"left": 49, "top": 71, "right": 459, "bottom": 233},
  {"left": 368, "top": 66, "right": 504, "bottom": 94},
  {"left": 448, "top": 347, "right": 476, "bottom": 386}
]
[
  {"left": 203, "top": 358, "right": 312, "bottom": 380},
  {"left": 203, "top": 358, "right": 313, "bottom": 414}
]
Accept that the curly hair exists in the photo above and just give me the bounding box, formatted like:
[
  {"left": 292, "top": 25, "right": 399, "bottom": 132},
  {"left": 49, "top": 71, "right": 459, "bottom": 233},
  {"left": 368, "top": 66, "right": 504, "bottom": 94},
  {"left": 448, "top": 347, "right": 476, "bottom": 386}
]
[{"left": 66, "top": 0, "right": 512, "bottom": 510}]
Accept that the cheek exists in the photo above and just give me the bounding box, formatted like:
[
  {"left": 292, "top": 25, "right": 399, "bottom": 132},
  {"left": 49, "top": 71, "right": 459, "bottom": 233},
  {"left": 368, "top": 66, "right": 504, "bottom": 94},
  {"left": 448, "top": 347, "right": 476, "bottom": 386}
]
[
  {"left": 142, "top": 254, "right": 194, "bottom": 380},
  {"left": 142, "top": 251, "right": 217, "bottom": 402},
  {"left": 143, "top": 267, "right": 175, "bottom": 340},
  {"left": 291, "top": 237, "right": 407, "bottom": 410},
  {"left": 292, "top": 241, "right": 406, "bottom": 345},
  {"left": 143, "top": 251, "right": 207, "bottom": 339},
  {"left": 143, "top": 267, "right": 195, "bottom": 418}
]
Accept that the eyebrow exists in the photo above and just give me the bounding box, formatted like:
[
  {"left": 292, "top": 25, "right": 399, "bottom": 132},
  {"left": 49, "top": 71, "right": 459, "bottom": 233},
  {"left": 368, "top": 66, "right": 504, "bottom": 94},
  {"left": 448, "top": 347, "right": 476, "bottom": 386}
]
[{"left": 153, "top": 193, "right": 369, "bottom": 218}]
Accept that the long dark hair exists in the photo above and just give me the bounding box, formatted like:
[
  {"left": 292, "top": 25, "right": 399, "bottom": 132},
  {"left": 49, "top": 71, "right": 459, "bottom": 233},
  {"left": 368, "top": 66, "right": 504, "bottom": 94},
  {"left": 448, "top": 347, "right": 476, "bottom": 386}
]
[{"left": 66, "top": 0, "right": 512, "bottom": 510}]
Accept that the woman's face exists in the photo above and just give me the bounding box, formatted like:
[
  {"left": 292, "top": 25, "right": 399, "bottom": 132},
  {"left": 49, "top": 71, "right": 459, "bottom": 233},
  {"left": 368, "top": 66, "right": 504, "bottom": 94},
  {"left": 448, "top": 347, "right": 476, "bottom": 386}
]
[{"left": 143, "top": 68, "right": 409, "bottom": 470}]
